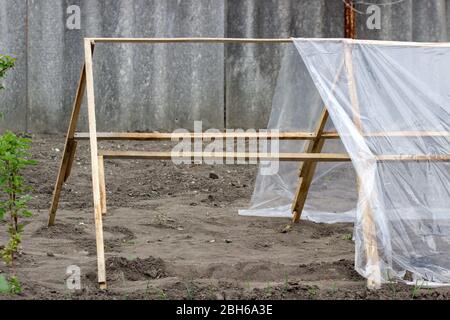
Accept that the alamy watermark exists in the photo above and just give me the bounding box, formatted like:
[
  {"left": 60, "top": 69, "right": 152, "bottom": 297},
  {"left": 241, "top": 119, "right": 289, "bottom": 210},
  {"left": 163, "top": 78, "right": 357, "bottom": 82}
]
[
  {"left": 66, "top": 265, "right": 81, "bottom": 290},
  {"left": 171, "top": 121, "right": 280, "bottom": 176},
  {"left": 66, "top": 1, "right": 408, "bottom": 32},
  {"left": 66, "top": 5, "right": 81, "bottom": 30},
  {"left": 343, "top": 0, "right": 406, "bottom": 30}
]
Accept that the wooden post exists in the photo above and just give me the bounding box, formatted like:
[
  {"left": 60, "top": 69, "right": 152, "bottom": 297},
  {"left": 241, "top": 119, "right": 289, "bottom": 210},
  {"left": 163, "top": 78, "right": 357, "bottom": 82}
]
[
  {"left": 344, "top": 42, "right": 381, "bottom": 289},
  {"left": 346, "top": 0, "right": 381, "bottom": 289},
  {"left": 48, "top": 65, "right": 86, "bottom": 226},
  {"left": 84, "top": 39, "right": 107, "bottom": 289}
]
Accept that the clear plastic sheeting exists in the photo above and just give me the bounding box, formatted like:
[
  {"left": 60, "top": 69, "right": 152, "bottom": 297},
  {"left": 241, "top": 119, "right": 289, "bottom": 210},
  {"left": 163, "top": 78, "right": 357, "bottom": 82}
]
[
  {"left": 239, "top": 45, "right": 357, "bottom": 224},
  {"left": 241, "top": 38, "right": 450, "bottom": 285},
  {"left": 292, "top": 38, "right": 450, "bottom": 284}
]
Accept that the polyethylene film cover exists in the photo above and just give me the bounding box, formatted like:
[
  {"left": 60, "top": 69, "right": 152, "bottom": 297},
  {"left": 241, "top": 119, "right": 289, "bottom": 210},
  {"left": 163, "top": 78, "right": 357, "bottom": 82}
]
[
  {"left": 293, "top": 38, "right": 450, "bottom": 284},
  {"left": 239, "top": 45, "right": 357, "bottom": 224}
]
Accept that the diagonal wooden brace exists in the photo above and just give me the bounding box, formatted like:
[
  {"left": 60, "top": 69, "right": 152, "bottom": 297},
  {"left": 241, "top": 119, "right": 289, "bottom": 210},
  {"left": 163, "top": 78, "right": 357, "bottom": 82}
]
[
  {"left": 291, "top": 108, "right": 329, "bottom": 222},
  {"left": 48, "top": 63, "right": 86, "bottom": 226}
]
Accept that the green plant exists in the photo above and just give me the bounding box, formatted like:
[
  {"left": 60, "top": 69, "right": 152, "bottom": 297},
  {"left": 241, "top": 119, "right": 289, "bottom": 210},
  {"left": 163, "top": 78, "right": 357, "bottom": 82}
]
[
  {"left": 307, "top": 286, "right": 318, "bottom": 299},
  {"left": 387, "top": 280, "right": 397, "bottom": 299},
  {"left": 282, "top": 273, "right": 289, "bottom": 294},
  {"left": 0, "top": 274, "right": 9, "bottom": 293},
  {"left": 184, "top": 279, "right": 194, "bottom": 300},
  {"left": 157, "top": 288, "right": 168, "bottom": 300},
  {"left": 0, "top": 54, "right": 33, "bottom": 295},
  {"left": 330, "top": 282, "right": 338, "bottom": 294},
  {"left": 0, "top": 55, "right": 16, "bottom": 121},
  {"left": 264, "top": 282, "right": 273, "bottom": 296},
  {"left": 0, "top": 131, "right": 36, "bottom": 294},
  {"left": 245, "top": 280, "right": 251, "bottom": 291},
  {"left": 411, "top": 280, "right": 423, "bottom": 299},
  {"left": 0, "top": 272, "right": 22, "bottom": 295},
  {"left": 342, "top": 233, "right": 353, "bottom": 241},
  {"left": 7, "top": 276, "right": 21, "bottom": 294},
  {"left": 0, "top": 55, "right": 15, "bottom": 91}
]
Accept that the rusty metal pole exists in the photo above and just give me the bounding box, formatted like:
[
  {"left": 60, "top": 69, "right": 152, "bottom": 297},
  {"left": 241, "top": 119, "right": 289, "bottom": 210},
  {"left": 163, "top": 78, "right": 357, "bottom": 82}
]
[{"left": 344, "top": 0, "right": 356, "bottom": 39}]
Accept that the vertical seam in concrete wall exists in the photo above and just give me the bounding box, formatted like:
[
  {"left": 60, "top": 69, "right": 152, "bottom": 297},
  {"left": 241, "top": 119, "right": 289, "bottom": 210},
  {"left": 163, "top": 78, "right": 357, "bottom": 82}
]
[
  {"left": 25, "top": 0, "right": 29, "bottom": 132},
  {"left": 223, "top": 0, "right": 227, "bottom": 129}
]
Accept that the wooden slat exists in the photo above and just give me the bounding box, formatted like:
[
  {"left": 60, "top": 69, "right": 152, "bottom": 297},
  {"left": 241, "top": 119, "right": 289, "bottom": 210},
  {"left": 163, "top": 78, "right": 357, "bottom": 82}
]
[
  {"left": 74, "top": 131, "right": 450, "bottom": 141},
  {"left": 321, "top": 131, "right": 450, "bottom": 139},
  {"left": 99, "top": 151, "right": 350, "bottom": 162},
  {"left": 376, "top": 154, "right": 450, "bottom": 161},
  {"left": 74, "top": 131, "right": 317, "bottom": 140},
  {"left": 98, "top": 150, "right": 450, "bottom": 162},
  {"left": 291, "top": 56, "right": 347, "bottom": 223},
  {"left": 291, "top": 108, "right": 329, "bottom": 223},
  {"left": 87, "top": 37, "right": 450, "bottom": 47},
  {"left": 296, "top": 37, "right": 450, "bottom": 48},
  {"left": 48, "top": 64, "right": 86, "bottom": 226},
  {"left": 85, "top": 39, "right": 107, "bottom": 290},
  {"left": 88, "top": 37, "right": 292, "bottom": 44}
]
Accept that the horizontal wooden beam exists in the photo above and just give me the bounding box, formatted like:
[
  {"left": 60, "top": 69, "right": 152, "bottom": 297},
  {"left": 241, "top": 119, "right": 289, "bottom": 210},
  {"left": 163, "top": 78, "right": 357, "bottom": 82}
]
[
  {"left": 86, "top": 37, "right": 450, "bottom": 48},
  {"left": 99, "top": 151, "right": 351, "bottom": 162},
  {"left": 376, "top": 154, "right": 450, "bottom": 161},
  {"left": 322, "top": 131, "right": 450, "bottom": 139},
  {"left": 297, "top": 38, "right": 450, "bottom": 48},
  {"left": 87, "top": 37, "right": 293, "bottom": 44},
  {"left": 75, "top": 131, "right": 450, "bottom": 141},
  {"left": 74, "top": 132, "right": 316, "bottom": 140},
  {"left": 98, "top": 151, "right": 450, "bottom": 162}
]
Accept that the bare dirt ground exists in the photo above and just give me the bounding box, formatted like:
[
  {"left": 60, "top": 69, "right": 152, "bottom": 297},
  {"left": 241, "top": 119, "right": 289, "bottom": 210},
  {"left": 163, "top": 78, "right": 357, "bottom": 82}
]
[{"left": 1, "top": 134, "right": 450, "bottom": 300}]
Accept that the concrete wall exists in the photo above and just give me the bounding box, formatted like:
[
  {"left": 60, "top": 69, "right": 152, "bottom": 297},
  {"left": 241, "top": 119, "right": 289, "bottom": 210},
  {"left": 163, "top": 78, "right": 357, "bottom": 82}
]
[{"left": 1, "top": 0, "right": 450, "bottom": 133}]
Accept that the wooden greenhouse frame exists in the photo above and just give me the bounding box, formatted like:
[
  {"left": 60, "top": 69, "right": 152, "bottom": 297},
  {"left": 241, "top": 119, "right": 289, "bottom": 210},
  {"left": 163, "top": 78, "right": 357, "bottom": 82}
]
[{"left": 48, "top": 37, "right": 450, "bottom": 289}]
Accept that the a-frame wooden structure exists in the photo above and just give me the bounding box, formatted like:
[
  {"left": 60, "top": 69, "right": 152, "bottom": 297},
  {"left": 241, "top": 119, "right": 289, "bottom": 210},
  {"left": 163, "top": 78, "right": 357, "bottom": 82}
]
[{"left": 47, "top": 37, "right": 450, "bottom": 290}]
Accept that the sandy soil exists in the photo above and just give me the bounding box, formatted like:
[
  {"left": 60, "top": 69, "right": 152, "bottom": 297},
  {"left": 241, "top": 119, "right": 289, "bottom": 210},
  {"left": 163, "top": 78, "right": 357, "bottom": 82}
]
[{"left": 1, "top": 134, "right": 450, "bottom": 300}]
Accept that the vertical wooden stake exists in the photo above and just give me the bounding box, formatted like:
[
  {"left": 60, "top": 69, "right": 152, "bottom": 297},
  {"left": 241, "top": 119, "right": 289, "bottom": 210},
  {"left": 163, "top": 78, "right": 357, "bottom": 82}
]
[
  {"left": 85, "top": 39, "right": 107, "bottom": 290},
  {"left": 344, "top": 42, "right": 381, "bottom": 289},
  {"left": 98, "top": 155, "right": 107, "bottom": 215},
  {"left": 48, "top": 64, "right": 86, "bottom": 226}
]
